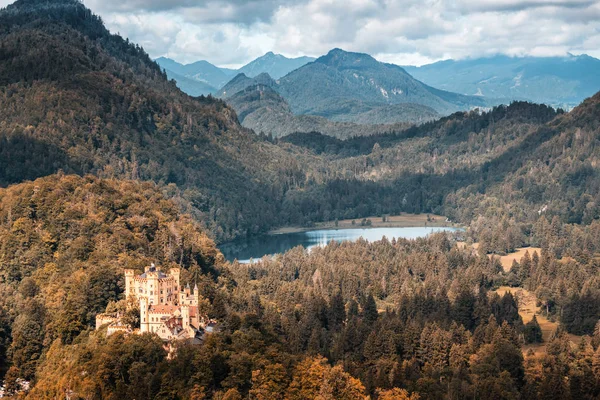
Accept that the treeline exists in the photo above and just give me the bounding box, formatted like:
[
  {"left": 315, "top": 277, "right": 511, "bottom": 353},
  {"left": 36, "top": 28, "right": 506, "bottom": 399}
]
[{"left": 279, "top": 102, "right": 562, "bottom": 156}]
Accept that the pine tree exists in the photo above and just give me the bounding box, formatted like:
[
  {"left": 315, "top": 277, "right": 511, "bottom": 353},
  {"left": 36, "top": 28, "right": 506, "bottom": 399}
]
[
  {"left": 363, "top": 294, "right": 379, "bottom": 324},
  {"left": 328, "top": 291, "right": 346, "bottom": 331},
  {"left": 523, "top": 315, "right": 543, "bottom": 344}
]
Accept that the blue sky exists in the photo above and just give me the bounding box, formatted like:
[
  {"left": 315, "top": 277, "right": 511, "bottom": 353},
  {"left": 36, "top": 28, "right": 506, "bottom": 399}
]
[{"left": 2, "top": 0, "right": 599, "bottom": 67}]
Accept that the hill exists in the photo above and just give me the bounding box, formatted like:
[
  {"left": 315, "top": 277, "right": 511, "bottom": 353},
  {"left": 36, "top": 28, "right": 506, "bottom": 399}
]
[
  {"left": 404, "top": 54, "right": 600, "bottom": 107},
  {"left": 227, "top": 84, "right": 422, "bottom": 139},
  {"left": 0, "top": 174, "right": 223, "bottom": 381},
  {"left": 237, "top": 51, "right": 316, "bottom": 79}
]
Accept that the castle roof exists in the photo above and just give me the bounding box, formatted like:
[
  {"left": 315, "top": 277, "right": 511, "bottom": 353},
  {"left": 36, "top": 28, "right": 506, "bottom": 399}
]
[
  {"left": 189, "top": 306, "right": 199, "bottom": 317},
  {"left": 164, "top": 317, "right": 184, "bottom": 335},
  {"left": 140, "top": 270, "right": 168, "bottom": 279},
  {"left": 148, "top": 304, "right": 179, "bottom": 314}
]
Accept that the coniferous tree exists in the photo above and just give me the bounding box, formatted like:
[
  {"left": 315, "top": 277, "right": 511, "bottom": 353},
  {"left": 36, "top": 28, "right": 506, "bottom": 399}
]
[{"left": 523, "top": 315, "right": 543, "bottom": 344}]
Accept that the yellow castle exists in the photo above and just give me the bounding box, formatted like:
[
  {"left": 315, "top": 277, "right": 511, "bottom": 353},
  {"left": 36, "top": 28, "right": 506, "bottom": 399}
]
[{"left": 97, "top": 264, "right": 214, "bottom": 342}]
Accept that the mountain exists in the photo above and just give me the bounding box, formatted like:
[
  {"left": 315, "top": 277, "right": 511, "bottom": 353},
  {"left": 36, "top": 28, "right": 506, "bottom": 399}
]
[
  {"left": 215, "top": 72, "right": 277, "bottom": 98},
  {"left": 155, "top": 57, "right": 231, "bottom": 91},
  {"left": 404, "top": 54, "right": 600, "bottom": 107},
  {"left": 155, "top": 52, "right": 314, "bottom": 95},
  {"left": 237, "top": 51, "right": 316, "bottom": 79},
  {"left": 216, "top": 49, "right": 467, "bottom": 128},
  {"left": 277, "top": 49, "right": 491, "bottom": 119},
  {"left": 227, "top": 84, "right": 432, "bottom": 138},
  {"left": 163, "top": 69, "right": 217, "bottom": 96}
]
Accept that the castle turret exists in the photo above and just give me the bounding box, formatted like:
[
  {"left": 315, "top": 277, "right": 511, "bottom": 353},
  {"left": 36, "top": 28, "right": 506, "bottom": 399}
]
[
  {"left": 140, "top": 297, "right": 149, "bottom": 333},
  {"left": 169, "top": 268, "right": 181, "bottom": 289},
  {"left": 147, "top": 267, "right": 159, "bottom": 305},
  {"left": 124, "top": 269, "right": 135, "bottom": 298}
]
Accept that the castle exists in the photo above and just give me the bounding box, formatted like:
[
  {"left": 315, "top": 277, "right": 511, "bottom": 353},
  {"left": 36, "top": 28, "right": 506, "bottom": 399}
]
[{"left": 96, "top": 264, "right": 214, "bottom": 342}]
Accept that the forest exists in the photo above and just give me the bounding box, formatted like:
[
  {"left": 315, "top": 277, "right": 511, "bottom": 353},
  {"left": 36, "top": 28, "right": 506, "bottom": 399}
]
[
  {"left": 0, "top": 0, "right": 600, "bottom": 399},
  {"left": 2, "top": 182, "right": 600, "bottom": 399}
]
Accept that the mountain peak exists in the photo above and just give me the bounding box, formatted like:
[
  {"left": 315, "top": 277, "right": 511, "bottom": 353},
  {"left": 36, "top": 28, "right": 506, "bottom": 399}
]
[
  {"left": 316, "top": 48, "right": 380, "bottom": 69},
  {"left": 238, "top": 52, "right": 315, "bottom": 80},
  {"left": 5, "top": 0, "right": 83, "bottom": 11}
]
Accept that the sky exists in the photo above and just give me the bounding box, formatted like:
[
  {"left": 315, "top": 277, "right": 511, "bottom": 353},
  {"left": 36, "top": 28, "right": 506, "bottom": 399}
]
[{"left": 2, "top": 0, "right": 600, "bottom": 67}]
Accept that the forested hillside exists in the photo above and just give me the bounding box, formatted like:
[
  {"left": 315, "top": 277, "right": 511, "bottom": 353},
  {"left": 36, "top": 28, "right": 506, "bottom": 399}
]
[
  {"left": 226, "top": 84, "right": 417, "bottom": 139},
  {"left": 0, "top": 174, "right": 224, "bottom": 385},
  {"left": 0, "top": 0, "right": 598, "bottom": 242},
  {"left": 0, "top": 0, "right": 321, "bottom": 242}
]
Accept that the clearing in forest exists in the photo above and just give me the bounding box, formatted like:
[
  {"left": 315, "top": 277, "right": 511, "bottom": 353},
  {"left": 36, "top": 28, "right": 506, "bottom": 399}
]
[
  {"left": 491, "top": 247, "right": 542, "bottom": 272},
  {"left": 456, "top": 242, "right": 542, "bottom": 273},
  {"left": 494, "top": 286, "right": 582, "bottom": 357}
]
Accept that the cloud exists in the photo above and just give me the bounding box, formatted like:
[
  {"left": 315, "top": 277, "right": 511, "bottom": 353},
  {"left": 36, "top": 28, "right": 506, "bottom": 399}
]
[
  {"left": 84, "top": 0, "right": 300, "bottom": 24},
  {"left": 453, "top": 0, "right": 595, "bottom": 13},
  {"left": 1, "top": 0, "right": 599, "bottom": 66}
]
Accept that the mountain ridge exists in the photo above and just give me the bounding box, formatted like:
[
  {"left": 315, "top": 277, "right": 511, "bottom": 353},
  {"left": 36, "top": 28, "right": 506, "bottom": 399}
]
[
  {"left": 404, "top": 53, "right": 600, "bottom": 107},
  {"left": 155, "top": 51, "right": 315, "bottom": 94}
]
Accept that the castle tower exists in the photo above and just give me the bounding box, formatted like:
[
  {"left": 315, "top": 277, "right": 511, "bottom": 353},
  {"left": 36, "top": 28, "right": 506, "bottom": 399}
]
[
  {"left": 193, "top": 282, "right": 199, "bottom": 306},
  {"left": 140, "top": 296, "right": 149, "bottom": 333},
  {"left": 170, "top": 268, "right": 181, "bottom": 288},
  {"left": 181, "top": 305, "right": 190, "bottom": 330},
  {"left": 124, "top": 269, "right": 135, "bottom": 298},
  {"left": 147, "top": 264, "right": 159, "bottom": 305}
]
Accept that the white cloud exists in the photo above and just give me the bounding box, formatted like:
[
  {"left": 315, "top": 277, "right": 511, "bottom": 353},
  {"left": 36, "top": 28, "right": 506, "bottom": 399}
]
[{"left": 1, "top": 0, "right": 599, "bottom": 66}]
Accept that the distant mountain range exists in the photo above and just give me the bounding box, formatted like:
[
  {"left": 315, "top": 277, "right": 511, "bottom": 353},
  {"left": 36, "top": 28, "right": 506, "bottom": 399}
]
[
  {"left": 404, "top": 54, "right": 600, "bottom": 107},
  {"left": 156, "top": 52, "right": 315, "bottom": 95},
  {"left": 155, "top": 57, "right": 234, "bottom": 93},
  {"left": 159, "top": 50, "right": 600, "bottom": 135},
  {"left": 216, "top": 49, "right": 485, "bottom": 129}
]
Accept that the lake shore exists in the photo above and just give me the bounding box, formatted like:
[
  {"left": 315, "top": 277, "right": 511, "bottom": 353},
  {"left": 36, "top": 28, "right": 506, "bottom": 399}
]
[{"left": 269, "top": 213, "right": 459, "bottom": 235}]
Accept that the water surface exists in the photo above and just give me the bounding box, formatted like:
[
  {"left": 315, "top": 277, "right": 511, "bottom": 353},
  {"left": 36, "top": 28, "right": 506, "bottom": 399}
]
[{"left": 221, "top": 227, "right": 458, "bottom": 263}]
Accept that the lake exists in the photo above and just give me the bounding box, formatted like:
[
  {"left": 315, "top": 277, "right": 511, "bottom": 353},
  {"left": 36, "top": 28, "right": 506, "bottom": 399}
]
[{"left": 220, "top": 226, "right": 459, "bottom": 263}]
